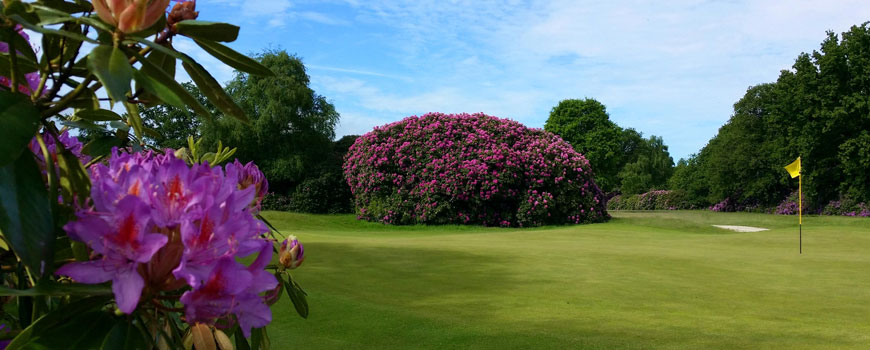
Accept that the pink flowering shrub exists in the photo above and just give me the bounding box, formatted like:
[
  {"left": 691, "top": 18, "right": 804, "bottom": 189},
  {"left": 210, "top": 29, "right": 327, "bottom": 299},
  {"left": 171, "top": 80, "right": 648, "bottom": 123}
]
[{"left": 344, "top": 112, "right": 609, "bottom": 227}]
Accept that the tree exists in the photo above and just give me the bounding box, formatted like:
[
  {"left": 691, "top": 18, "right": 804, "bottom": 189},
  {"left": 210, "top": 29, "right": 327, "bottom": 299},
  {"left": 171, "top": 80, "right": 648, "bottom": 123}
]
[
  {"left": 618, "top": 135, "right": 674, "bottom": 194},
  {"left": 140, "top": 82, "right": 210, "bottom": 149},
  {"left": 670, "top": 22, "right": 870, "bottom": 208},
  {"left": 544, "top": 98, "right": 624, "bottom": 192},
  {"left": 204, "top": 50, "right": 340, "bottom": 193}
]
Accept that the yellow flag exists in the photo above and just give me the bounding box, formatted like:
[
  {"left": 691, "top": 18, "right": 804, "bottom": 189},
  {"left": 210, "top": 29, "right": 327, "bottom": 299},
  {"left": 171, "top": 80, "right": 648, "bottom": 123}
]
[{"left": 785, "top": 157, "right": 801, "bottom": 178}]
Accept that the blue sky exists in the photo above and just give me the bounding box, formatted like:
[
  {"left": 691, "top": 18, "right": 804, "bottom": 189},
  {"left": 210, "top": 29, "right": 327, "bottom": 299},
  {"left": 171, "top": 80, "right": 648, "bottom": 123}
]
[{"left": 176, "top": 0, "right": 870, "bottom": 160}]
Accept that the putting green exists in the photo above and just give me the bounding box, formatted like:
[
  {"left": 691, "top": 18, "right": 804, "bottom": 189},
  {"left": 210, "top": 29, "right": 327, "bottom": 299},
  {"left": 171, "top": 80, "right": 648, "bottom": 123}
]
[{"left": 262, "top": 210, "right": 870, "bottom": 349}]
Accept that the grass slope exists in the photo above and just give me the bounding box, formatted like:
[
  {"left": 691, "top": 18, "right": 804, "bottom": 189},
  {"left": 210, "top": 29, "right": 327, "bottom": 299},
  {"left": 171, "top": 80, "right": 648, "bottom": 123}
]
[{"left": 262, "top": 211, "right": 870, "bottom": 349}]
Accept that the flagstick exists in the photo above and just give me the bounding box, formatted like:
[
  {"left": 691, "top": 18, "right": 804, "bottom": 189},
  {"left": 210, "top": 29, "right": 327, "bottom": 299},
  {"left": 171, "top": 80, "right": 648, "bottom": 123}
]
[{"left": 799, "top": 172, "right": 802, "bottom": 254}]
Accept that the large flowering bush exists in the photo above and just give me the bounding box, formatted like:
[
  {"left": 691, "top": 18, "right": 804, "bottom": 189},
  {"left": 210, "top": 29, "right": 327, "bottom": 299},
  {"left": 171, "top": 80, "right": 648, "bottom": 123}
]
[
  {"left": 0, "top": 1, "right": 307, "bottom": 348},
  {"left": 344, "top": 112, "right": 609, "bottom": 227}
]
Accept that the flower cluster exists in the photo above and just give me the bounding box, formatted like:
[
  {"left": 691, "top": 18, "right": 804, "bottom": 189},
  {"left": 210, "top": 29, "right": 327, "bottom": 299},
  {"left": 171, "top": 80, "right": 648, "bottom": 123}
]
[
  {"left": 344, "top": 112, "right": 609, "bottom": 227},
  {"left": 56, "top": 148, "right": 274, "bottom": 337},
  {"left": 821, "top": 196, "right": 870, "bottom": 217},
  {"left": 773, "top": 191, "right": 808, "bottom": 215},
  {"left": 29, "top": 129, "right": 93, "bottom": 168}
]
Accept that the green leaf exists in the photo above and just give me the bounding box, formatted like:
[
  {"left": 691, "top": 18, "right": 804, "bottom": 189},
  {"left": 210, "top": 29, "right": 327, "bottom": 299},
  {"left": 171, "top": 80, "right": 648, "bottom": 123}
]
[
  {"left": 6, "top": 295, "right": 111, "bottom": 350},
  {"left": 60, "top": 119, "right": 107, "bottom": 132},
  {"left": 68, "top": 88, "right": 100, "bottom": 110},
  {"left": 101, "top": 320, "right": 150, "bottom": 350},
  {"left": 0, "top": 91, "right": 40, "bottom": 167},
  {"left": 33, "top": 0, "right": 93, "bottom": 14},
  {"left": 0, "top": 154, "right": 54, "bottom": 278},
  {"left": 183, "top": 57, "right": 250, "bottom": 123},
  {"left": 42, "top": 23, "right": 84, "bottom": 66},
  {"left": 132, "top": 70, "right": 186, "bottom": 108},
  {"left": 0, "top": 28, "right": 39, "bottom": 62},
  {"left": 125, "top": 102, "right": 145, "bottom": 144},
  {"left": 194, "top": 38, "right": 273, "bottom": 76},
  {"left": 142, "top": 48, "right": 176, "bottom": 80},
  {"left": 83, "top": 135, "right": 122, "bottom": 158},
  {"left": 0, "top": 281, "right": 111, "bottom": 297},
  {"left": 283, "top": 278, "right": 309, "bottom": 319},
  {"left": 56, "top": 148, "right": 91, "bottom": 207},
  {"left": 135, "top": 51, "right": 213, "bottom": 121},
  {"left": 10, "top": 14, "right": 98, "bottom": 44},
  {"left": 234, "top": 327, "right": 252, "bottom": 350},
  {"left": 174, "top": 20, "right": 240, "bottom": 42},
  {"left": 30, "top": 3, "right": 76, "bottom": 25},
  {"left": 75, "top": 109, "right": 123, "bottom": 122},
  {"left": 88, "top": 45, "right": 133, "bottom": 106}
]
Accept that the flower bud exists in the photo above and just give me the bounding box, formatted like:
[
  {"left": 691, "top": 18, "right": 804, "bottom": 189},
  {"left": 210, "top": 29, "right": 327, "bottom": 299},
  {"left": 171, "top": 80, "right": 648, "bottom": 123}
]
[
  {"left": 279, "top": 236, "right": 304, "bottom": 269},
  {"left": 168, "top": 0, "right": 199, "bottom": 29},
  {"left": 214, "top": 329, "right": 234, "bottom": 350},
  {"left": 92, "top": 0, "right": 171, "bottom": 34}
]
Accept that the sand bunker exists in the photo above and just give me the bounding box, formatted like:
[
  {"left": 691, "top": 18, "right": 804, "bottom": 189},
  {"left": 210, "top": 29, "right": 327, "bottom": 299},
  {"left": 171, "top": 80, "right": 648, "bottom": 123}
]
[{"left": 712, "top": 225, "right": 769, "bottom": 232}]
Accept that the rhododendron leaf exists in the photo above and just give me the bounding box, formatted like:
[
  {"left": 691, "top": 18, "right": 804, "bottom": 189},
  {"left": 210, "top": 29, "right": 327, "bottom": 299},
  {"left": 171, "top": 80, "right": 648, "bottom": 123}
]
[
  {"left": 88, "top": 45, "right": 133, "bottom": 106},
  {"left": 10, "top": 14, "right": 98, "bottom": 44},
  {"left": 124, "top": 102, "right": 145, "bottom": 144},
  {"left": 183, "top": 57, "right": 250, "bottom": 123},
  {"left": 56, "top": 148, "right": 91, "bottom": 207},
  {"left": 249, "top": 327, "right": 270, "bottom": 350},
  {"left": 6, "top": 295, "right": 111, "bottom": 349},
  {"left": 132, "top": 70, "right": 186, "bottom": 108},
  {"left": 101, "top": 320, "right": 150, "bottom": 350},
  {"left": 135, "top": 50, "right": 212, "bottom": 121},
  {"left": 8, "top": 310, "right": 116, "bottom": 349},
  {"left": 68, "top": 88, "right": 100, "bottom": 110},
  {"left": 82, "top": 136, "right": 121, "bottom": 157},
  {"left": 30, "top": 4, "right": 76, "bottom": 26},
  {"left": 0, "top": 281, "right": 111, "bottom": 296},
  {"left": 75, "top": 109, "right": 123, "bottom": 122},
  {"left": 31, "top": 0, "right": 92, "bottom": 14},
  {"left": 194, "top": 38, "right": 273, "bottom": 76},
  {"left": 0, "top": 153, "right": 54, "bottom": 278},
  {"left": 0, "top": 91, "right": 40, "bottom": 166},
  {"left": 283, "top": 278, "right": 309, "bottom": 319},
  {"left": 175, "top": 20, "right": 240, "bottom": 42},
  {"left": 234, "top": 327, "right": 252, "bottom": 350}
]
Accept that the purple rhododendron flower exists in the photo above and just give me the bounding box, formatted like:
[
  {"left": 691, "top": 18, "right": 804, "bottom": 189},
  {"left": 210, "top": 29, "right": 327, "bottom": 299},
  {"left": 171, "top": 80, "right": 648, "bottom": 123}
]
[
  {"left": 29, "top": 129, "right": 93, "bottom": 170},
  {"left": 57, "top": 148, "right": 276, "bottom": 336},
  {"left": 58, "top": 196, "right": 168, "bottom": 313},
  {"left": 226, "top": 159, "right": 269, "bottom": 213}
]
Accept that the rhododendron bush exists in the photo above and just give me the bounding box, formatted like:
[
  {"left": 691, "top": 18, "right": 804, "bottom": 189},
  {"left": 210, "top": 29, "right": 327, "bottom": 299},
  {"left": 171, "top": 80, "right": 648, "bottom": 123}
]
[
  {"left": 0, "top": 1, "right": 305, "bottom": 348},
  {"left": 344, "top": 113, "right": 610, "bottom": 227}
]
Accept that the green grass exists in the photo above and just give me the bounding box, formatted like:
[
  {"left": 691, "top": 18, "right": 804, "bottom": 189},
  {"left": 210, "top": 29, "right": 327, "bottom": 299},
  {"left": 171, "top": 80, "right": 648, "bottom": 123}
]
[{"left": 262, "top": 210, "right": 870, "bottom": 349}]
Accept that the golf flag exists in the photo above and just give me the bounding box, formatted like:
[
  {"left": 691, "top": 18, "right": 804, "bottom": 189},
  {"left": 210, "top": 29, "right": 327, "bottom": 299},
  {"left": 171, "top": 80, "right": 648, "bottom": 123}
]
[
  {"left": 784, "top": 157, "right": 802, "bottom": 253},
  {"left": 785, "top": 157, "right": 801, "bottom": 178}
]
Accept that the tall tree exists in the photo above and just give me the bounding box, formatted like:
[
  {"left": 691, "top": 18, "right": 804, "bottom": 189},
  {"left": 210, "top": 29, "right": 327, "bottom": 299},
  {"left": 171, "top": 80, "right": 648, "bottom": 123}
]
[
  {"left": 544, "top": 98, "right": 624, "bottom": 192},
  {"left": 618, "top": 135, "right": 674, "bottom": 194},
  {"left": 671, "top": 22, "right": 870, "bottom": 208},
  {"left": 205, "top": 50, "right": 340, "bottom": 193}
]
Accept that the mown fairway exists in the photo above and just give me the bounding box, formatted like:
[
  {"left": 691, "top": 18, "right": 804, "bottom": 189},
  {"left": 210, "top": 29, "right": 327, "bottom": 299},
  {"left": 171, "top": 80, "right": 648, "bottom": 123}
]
[{"left": 263, "top": 211, "right": 870, "bottom": 349}]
